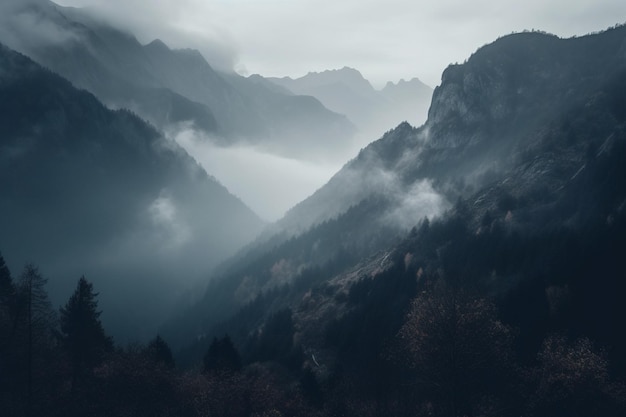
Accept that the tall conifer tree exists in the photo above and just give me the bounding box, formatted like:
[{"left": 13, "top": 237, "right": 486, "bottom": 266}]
[{"left": 60, "top": 276, "right": 112, "bottom": 383}]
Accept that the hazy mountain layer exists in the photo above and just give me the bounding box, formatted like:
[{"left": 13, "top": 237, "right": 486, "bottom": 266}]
[
  {"left": 0, "top": 0, "right": 357, "bottom": 159},
  {"left": 268, "top": 67, "right": 432, "bottom": 139},
  {"left": 277, "top": 28, "right": 626, "bottom": 236},
  {"left": 0, "top": 44, "right": 264, "bottom": 341}
]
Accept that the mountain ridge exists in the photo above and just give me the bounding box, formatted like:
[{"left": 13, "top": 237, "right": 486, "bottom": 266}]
[
  {"left": 0, "top": 0, "right": 356, "bottom": 158},
  {"left": 167, "top": 27, "right": 626, "bottom": 382},
  {"left": 0, "top": 42, "right": 265, "bottom": 341},
  {"left": 268, "top": 66, "right": 433, "bottom": 138}
]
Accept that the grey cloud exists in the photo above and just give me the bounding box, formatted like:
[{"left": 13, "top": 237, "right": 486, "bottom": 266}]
[
  {"left": 345, "top": 159, "right": 450, "bottom": 230},
  {"left": 56, "top": 0, "right": 239, "bottom": 72},
  {"left": 169, "top": 124, "right": 346, "bottom": 222},
  {"left": 55, "top": 0, "right": 625, "bottom": 87},
  {"left": 383, "top": 179, "right": 450, "bottom": 230},
  {"left": 0, "top": 1, "right": 81, "bottom": 53}
]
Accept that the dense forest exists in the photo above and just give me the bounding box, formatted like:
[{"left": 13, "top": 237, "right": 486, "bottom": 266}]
[{"left": 2, "top": 190, "right": 626, "bottom": 417}]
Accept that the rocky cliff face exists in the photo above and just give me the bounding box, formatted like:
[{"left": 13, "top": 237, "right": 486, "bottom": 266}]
[{"left": 277, "top": 28, "right": 626, "bottom": 238}]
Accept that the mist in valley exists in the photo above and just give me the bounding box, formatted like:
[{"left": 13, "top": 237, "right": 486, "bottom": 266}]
[
  {"left": 2, "top": 1, "right": 626, "bottom": 416},
  {"left": 170, "top": 125, "right": 348, "bottom": 222}
]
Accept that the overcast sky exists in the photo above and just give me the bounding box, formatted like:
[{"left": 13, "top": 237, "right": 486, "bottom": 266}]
[{"left": 55, "top": 0, "right": 625, "bottom": 88}]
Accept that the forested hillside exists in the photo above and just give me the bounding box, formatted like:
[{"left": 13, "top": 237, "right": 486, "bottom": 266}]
[
  {"left": 0, "top": 44, "right": 263, "bottom": 340},
  {"left": 164, "top": 26, "right": 626, "bottom": 416},
  {"left": 1, "top": 3, "right": 626, "bottom": 414}
]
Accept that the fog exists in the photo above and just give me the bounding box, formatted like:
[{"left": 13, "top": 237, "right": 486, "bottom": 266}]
[
  {"left": 384, "top": 179, "right": 450, "bottom": 229},
  {"left": 0, "top": 1, "right": 77, "bottom": 52},
  {"left": 55, "top": 0, "right": 626, "bottom": 87},
  {"left": 350, "top": 144, "right": 451, "bottom": 231},
  {"left": 56, "top": 0, "right": 239, "bottom": 73},
  {"left": 3, "top": 0, "right": 623, "bottom": 346},
  {"left": 273, "top": 124, "right": 452, "bottom": 239},
  {"left": 172, "top": 126, "right": 349, "bottom": 221}
]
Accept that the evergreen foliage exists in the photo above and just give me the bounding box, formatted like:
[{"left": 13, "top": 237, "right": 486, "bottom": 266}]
[
  {"left": 0, "top": 252, "right": 14, "bottom": 302},
  {"left": 145, "top": 335, "right": 176, "bottom": 368},
  {"left": 203, "top": 335, "right": 242, "bottom": 374},
  {"left": 59, "top": 276, "right": 112, "bottom": 380}
]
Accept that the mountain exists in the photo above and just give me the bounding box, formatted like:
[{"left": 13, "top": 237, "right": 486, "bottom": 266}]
[
  {"left": 0, "top": 0, "right": 355, "bottom": 158},
  {"left": 268, "top": 67, "right": 433, "bottom": 138},
  {"left": 166, "top": 26, "right": 626, "bottom": 407},
  {"left": 0, "top": 0, "right": 220, "bottom": 133},
  {"left": 380, "top": 77, "right": 433, "bottom": 127},
  {"left": 217, "top": 72, "right": 357, "bottom": 158},
  {"left": 0, "top": 43, "right": 264, "bottom": 341},
  {"left": 275, "top": 27, "right": 626, "bottom": 237}
]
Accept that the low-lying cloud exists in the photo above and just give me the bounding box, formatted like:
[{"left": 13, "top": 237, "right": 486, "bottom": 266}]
[
  {"left": 55, "top": 0, "right": 626, "bottom": 87},
  {"left": 148, "top": 192, "right": 192, "bottom": 250},
  {"left": 55, "top": 0, "right": 239, "bottom": 72},
  {"left": 0, "top": 1, "right": 80, "bottom": 53},
  {"left": 384, "top": 179, "right": 450, "bottom": 229},
  {"left": 347, "top": 162, "right": 450, "bottom": 230},
  {"left": 171, "top": 125, "right": 348, "bottom": 222}
]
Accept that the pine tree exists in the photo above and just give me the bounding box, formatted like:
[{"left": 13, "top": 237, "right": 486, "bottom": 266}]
[
  {"left": 0, "top": 252, "right": 15, "bottom": 340},
  {"left": 146, "top": 335, "right": 175, "bottom": 368},
  {"left": 0, "top": 252, "right": 14, "bottom": 304},
  {"left": 0, "top": 252, "right": 16, "bottom": 409},
  {"left": 203, "top": 335, "right": 241, "bottom": 373},
  {"left": 16, "top": 263, "right": 56, "bottom": 414},
  {"left": 59, "top": 276, "right": 112, "bottom": 383}
]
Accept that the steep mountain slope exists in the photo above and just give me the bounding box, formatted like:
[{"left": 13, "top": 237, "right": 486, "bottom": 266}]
[
  {"left": 0, "top": 0, "right": 219, "bottom": 133},
  {"left": 0, "top": 43, "right": 264, "bottom": 340},
  {"left": 167, "top": 25, "right": 626, "bottom": 387},
  {"left": 0, "top": 0, "right": 355, "bottom": 157},
  {"left": 269, "top": 67, "right": 432, "bottom": 137},
  {"left": 277, "top": 28, "right": 626, "bottom": 236}
]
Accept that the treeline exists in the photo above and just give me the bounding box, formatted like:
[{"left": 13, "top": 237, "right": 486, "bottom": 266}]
[
  {"left": 311, "top": 185, "right": 626, "bottom": 417},
  {"left": 0, "top": 253, "right": 325, "bottom": 417},
  {"left": 322, "top": 267, "right": 626, "bottom": 417},
  {"left": 164, "top": 196, "right": 396, "bottom": 353},
  {"left": 2, "top": 233, "right": 626, "bottom": 417}
]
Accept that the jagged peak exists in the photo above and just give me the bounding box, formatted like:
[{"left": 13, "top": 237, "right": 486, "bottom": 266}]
[
  {"left": 296, "top": 66, "right": 375, "bottom": 93},
  {"left": 382, "top": 77, "right": 431, "bottom": 91},
  {"left": 305, "top": 66, "right": 364, "bottom": 78},
  {"left": 429, "top": 24, "right": 626, "bottom": 129},
  {"left": 145, "top": 38, "right": 170, "bottom": 51}
]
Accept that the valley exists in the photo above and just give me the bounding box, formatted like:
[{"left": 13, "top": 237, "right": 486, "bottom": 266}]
[{"left": 1, "top": 1, "right": 625, "bottom": 416}]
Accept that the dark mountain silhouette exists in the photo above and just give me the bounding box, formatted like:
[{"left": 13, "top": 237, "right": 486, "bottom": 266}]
[
  {"left": 0, "top": 43, "right": 264, "bottom": 340},
  {"left": 0, "top": 0, "right": 355, "bottom": 158},
  {"left": 167, "top": 26, "right": 626, "bottom": 404}
]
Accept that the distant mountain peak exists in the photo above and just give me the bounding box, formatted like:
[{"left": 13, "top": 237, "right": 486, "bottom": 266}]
[
  {"left": 267, "top": 64, "right": 432, "bottom": 135},
  {"left": 176, "top": 47, "right": 207, "bottom": 61},
  {"left": 299, "top": 66, "right": 373, "bottom": 91},
  {"left": 383, "top": 77, "right": 430, "bottom": 89},
  {"left": 145, "top": 38, "right": 170, "bottom": 51},
  {"left": 306, "top": 66, "right": 363, "bottom": 76}
]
